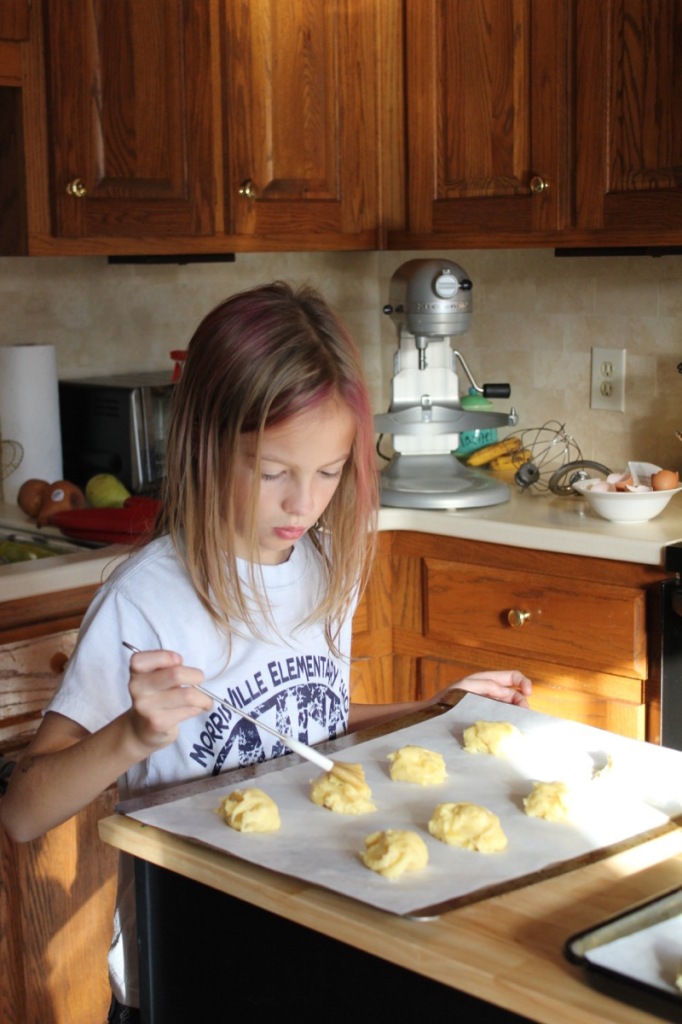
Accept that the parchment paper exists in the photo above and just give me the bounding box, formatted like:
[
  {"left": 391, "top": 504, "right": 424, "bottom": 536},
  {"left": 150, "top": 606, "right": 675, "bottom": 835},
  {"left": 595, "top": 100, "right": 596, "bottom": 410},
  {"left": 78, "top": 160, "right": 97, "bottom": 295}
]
[
  {"left": 124, "top": 694, "right": 682, "bottom": 917},
  {"left": 586, "top": 915, "right": 682, "bottom": 997}
]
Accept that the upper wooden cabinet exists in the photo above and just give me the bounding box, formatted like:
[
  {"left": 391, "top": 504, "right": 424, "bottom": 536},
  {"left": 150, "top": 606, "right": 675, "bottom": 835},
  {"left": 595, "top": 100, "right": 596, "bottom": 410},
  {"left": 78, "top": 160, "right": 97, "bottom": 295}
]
[
  {"left": 25, "top": 0, "right": 380, "bottom": 254},
  {"left": 393, "top": 0, "right": 571, "bottom": 242},
  {"left": 389, "top": 0, "right": 682, "bottom": 248},
  {"left": 11, "top": 0, "right": 682, "bottom": 253},
  {"left": 574, "top": 0, "right": 682, "bottom": 238},
  {"left": 220, "top": 0, "right": 379, "bottom": 247},
  {"left": 42, "top": 0, "right": 216, "bottom": 242}
]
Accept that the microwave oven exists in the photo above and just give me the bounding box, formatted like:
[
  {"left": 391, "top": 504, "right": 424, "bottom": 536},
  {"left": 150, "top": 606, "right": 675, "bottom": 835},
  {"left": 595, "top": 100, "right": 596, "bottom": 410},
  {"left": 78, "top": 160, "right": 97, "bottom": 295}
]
[{"left": 59, "top": 372, "right": 175, "bottom": 494}]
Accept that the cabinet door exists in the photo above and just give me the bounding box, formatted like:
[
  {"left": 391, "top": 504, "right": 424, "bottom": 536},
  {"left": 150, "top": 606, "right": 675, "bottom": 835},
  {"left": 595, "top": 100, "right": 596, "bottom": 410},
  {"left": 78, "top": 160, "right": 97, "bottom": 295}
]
[
  {"left": 222, "top": 0, "right": 379, "bottom": 248},
  {"left": 575, "top": 0, "right": 682, "bottom": 235},
  {"left": 43, "top": 0, "right": 215, "bottom": 239},
  {"left": 398, "top": 0, "right": 571, "bottom": 242},
  {"left": 0, "top": 630, "right": 118, "bottom": 1024}
]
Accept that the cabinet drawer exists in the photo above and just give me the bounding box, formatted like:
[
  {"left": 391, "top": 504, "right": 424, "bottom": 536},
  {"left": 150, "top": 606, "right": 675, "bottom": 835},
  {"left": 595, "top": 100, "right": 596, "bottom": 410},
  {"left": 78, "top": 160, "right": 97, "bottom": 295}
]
[
  {"left": 424, "top": 559, "right": 647, "bottom": 678},
  {"left": 0, "top": 629, "right": 77, "bottom": 753},
  {"left": 420, "top": 656, "right": 645, "bottom": 740}
]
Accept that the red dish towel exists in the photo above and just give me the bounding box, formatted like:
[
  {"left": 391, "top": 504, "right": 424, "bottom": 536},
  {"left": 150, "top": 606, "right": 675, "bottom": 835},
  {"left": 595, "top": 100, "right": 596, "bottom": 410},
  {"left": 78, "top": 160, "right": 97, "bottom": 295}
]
[{"left": 48, "top": 497, "right": 162, "bottom": 544}]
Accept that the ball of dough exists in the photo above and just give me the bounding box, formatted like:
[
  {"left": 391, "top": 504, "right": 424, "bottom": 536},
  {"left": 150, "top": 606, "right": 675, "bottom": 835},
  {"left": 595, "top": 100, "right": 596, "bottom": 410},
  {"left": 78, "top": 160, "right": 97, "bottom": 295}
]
[
  {"left": 217, "top": 787, "right": 281, "bottom": 832},
  {"left": 428, "top": 801, "right": 508, "bottom": 852},
  {"left": 310, "top": 762, "right": 376, "bottom": 815},
  {"left": 463, "top": 720, "right": 521, "bottom": 757},
  {"left": 361, "top": 829, "right": 429, "bottom": 879},
  {"left": 523, "top": 780, "right": 572, "bottom": 822},
  {"left": 387, "top": 745, "right": 447, "bottom": 786}
]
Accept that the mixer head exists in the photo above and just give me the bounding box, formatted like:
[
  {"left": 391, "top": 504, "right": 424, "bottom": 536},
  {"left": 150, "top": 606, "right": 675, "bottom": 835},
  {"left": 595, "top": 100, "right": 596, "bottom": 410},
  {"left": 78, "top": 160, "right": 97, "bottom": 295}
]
[{"left": 384, "top": 259, "right": 473, "bottom": 345}]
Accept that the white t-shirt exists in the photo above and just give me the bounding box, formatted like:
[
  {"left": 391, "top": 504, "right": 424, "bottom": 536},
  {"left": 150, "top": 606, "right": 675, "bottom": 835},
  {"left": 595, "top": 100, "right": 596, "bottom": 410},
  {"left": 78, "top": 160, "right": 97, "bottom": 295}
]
[{"left": 48, "top": 534, "right": 355, "bottom": 1007}]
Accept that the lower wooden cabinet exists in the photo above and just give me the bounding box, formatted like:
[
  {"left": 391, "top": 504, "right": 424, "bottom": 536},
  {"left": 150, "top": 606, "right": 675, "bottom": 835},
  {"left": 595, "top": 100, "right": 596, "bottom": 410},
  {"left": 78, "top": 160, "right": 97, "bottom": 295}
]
[
  {"left": 351, "top": 531, "right": 666, "bottom": 742},
  {"left": 0, "top": 627, "right": 118, "bottom": 1024},
  {"left": 1, "top": 790, "right": 118, "bottom": 1024}
]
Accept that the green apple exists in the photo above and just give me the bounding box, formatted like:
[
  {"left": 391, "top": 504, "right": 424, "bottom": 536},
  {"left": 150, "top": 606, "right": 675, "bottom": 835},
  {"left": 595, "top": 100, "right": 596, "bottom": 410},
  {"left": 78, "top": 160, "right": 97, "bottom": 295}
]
[{"left": 85, "top": 473, "right": 131, "bottom": 508}]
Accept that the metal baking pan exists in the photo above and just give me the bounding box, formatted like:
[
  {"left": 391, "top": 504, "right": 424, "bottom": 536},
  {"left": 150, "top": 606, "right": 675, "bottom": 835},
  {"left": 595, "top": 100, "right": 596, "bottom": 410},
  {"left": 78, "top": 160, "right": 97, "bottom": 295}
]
[{"left": 564, "top": 886, "right": 682, "bottom": 1022}]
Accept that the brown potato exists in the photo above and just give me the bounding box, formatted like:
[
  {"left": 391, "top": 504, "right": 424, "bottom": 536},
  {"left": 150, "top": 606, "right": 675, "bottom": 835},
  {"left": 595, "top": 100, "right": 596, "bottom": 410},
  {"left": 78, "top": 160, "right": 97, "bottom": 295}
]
[
  {"left": 17, "top": 478, "right": 50, "bottom": 519},
  {"left": 37, "top": 480, "right": 87, "bottom": 526}
]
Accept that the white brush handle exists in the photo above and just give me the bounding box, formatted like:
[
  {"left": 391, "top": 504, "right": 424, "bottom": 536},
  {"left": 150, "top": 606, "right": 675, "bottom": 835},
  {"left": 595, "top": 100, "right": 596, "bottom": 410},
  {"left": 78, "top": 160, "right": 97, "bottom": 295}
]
[
  {"left": 122, "top": 643, "right": 334, "bottom": 773},
  {"left": 279, "top": 736, "right": 334, "bottom": 772}
]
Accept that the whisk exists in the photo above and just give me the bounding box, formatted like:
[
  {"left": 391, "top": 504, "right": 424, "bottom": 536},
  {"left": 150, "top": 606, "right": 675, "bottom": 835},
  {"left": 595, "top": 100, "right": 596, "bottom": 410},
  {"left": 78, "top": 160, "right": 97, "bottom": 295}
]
[{"left": 502, "top": 421, "right": 584, "bottom": 491}]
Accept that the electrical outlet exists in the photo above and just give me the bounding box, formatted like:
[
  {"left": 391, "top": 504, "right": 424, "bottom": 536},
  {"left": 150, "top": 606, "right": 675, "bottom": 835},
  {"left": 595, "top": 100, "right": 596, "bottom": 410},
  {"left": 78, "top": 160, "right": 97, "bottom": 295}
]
[{"left": 590, "top": 346, "right": 626, "bottom": 411}]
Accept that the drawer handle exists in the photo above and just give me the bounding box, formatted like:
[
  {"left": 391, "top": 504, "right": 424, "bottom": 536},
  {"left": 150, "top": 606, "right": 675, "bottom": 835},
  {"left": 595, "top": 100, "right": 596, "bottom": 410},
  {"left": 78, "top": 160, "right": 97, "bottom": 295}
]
[
  {"left": 50, "top": 651, "right": 70, "bottom": 674},
  {"left": 507, "top": 609, "right": 531, "bottom": 628}
]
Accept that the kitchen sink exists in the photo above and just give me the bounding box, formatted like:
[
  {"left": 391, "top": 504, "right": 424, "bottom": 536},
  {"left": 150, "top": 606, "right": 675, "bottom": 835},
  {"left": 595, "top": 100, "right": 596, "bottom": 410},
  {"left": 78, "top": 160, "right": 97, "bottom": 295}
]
[{"left": 0, "top": 525, "right": 100, "bottom": 566}]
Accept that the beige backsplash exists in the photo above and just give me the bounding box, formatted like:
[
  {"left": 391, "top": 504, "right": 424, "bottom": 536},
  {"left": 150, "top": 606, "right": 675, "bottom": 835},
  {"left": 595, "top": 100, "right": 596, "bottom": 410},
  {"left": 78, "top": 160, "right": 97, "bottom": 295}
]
[{"left": 1, "top": 248, "right": 681, "bottom": 475}]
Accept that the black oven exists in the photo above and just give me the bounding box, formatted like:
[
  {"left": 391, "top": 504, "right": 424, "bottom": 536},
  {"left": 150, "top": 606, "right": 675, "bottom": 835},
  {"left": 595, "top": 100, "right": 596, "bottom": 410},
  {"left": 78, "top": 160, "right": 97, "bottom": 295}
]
[{"left": 649, "top": 543, "right": 682, "bottom": 751}]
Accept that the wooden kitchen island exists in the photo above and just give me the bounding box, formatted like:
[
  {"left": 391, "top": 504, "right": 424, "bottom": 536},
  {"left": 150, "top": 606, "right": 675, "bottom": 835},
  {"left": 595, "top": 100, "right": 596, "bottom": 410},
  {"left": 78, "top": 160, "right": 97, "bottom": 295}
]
[{"left": 99, "top": 810, "right": 682, "bottom": 1024}]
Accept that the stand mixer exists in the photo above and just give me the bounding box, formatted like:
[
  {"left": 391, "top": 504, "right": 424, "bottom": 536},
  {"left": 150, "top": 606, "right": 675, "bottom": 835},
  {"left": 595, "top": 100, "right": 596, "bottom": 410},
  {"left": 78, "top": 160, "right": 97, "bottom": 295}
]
[{"left": 375, "top": 259, "right": 518, "bottom": 509}]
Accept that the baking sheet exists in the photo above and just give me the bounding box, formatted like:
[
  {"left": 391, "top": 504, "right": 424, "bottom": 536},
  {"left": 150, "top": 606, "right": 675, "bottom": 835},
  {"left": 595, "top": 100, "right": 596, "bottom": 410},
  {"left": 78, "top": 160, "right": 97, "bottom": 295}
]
[
  {"left": 123, "top": 694, "right": 682, "bottom": 917},
  {"left": 565, "top": 888, "right": 682, "bottom": 1018}
]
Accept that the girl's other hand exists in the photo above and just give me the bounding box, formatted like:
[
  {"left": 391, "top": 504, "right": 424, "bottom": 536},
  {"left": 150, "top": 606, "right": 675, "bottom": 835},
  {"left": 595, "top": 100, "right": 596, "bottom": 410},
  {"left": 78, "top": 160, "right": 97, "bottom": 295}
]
[
  {"left": 442, "top": 669, "right": 532, "bottom": 709},
  {"left": 126, "top": 648, "right": 213, "bottom": 753}
]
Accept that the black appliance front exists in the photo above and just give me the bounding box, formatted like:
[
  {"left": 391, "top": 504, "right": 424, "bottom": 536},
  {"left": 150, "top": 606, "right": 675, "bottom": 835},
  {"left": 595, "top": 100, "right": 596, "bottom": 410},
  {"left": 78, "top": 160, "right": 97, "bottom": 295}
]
[{"left": 651, "top": 542, "right": 682, "bottom": 752}]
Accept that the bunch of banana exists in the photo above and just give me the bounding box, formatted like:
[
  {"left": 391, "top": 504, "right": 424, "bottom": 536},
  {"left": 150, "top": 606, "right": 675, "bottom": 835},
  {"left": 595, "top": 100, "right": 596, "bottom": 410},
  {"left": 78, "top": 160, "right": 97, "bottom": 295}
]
[
  {"left": 490, "top": 448, "right": 532, "bottom": 471},
  {"left": 465, "top": 436, "right": 522, "bottom": 468}
]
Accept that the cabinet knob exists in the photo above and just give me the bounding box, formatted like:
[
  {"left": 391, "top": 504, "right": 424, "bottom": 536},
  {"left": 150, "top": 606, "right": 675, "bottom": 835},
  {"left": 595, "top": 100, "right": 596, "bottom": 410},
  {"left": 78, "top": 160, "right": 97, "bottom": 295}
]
[
  {"left": 507, "top": 609, "right": 532, "bottom": 628},
  {"left": 238, "top": 179, "right": 258, "bottom": 200},
  {"left": 529, "top": 175, "right": 549, "bottom": 194},
  {"left": 50, "top": 651, "right": 70, "bottom": 673},
  {"left": 66, "top": 178, "right": 87, "bottom": 198}
]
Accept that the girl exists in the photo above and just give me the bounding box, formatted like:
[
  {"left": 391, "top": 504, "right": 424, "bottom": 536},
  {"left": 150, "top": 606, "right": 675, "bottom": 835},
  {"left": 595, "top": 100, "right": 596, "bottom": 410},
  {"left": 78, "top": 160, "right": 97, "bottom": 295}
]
[{"left": 1, "top": 282, "right": 530, "bottom": 1020}]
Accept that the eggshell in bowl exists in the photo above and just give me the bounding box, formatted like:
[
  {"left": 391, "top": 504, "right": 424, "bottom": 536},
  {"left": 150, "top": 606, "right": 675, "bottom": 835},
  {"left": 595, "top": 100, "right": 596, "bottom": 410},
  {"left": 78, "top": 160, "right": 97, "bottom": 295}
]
[
  {"left": 651, "top": 468, "right": 680, "bottom": 491},
  {"left": 572, "top": 478, "right": 682, "bottom": 522}
]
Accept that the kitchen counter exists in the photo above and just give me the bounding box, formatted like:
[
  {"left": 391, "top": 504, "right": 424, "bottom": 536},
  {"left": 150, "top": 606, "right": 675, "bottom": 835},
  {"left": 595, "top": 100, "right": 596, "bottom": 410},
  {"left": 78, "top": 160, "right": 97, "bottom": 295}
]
[
  {"left": 379, "top": 484, "right": 682, "bottom": 565},
  {"left": 3, "top": 482, "right": 682, "bottom": 602},
  {"left": 99, "top": 811, "right": 682, "bottom": 1024}
]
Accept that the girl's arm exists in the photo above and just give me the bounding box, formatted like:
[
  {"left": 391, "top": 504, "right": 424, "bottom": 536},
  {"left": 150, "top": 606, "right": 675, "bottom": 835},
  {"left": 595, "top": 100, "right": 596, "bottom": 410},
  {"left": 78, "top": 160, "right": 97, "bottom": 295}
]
[
  {"left": 348, "top": 669, "right": 532, "bottom": 731},
  {"left": 0, "top": 649, "right": 212, "bottom": 843}
]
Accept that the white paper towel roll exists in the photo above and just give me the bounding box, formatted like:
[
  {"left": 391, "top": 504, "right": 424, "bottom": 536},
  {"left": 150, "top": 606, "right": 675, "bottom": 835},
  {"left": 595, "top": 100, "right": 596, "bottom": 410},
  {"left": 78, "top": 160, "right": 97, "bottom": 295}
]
[{"left": 0, "top": 344, "right": 63, "bottom": 504}]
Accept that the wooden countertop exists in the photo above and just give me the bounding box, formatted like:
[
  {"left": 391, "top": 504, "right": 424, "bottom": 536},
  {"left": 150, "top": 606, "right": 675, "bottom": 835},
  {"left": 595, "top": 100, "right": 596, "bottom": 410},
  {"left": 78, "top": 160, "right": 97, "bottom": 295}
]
[{"left": 98, "top": 813, "right": 682, "bottom": 1024}]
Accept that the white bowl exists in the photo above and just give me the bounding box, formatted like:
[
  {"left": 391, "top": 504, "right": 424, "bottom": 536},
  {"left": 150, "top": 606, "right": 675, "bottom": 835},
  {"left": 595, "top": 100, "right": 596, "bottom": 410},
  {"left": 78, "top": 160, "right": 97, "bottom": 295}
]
[{"left": 572, "top": 478, "right": 682, "bottom": 523}]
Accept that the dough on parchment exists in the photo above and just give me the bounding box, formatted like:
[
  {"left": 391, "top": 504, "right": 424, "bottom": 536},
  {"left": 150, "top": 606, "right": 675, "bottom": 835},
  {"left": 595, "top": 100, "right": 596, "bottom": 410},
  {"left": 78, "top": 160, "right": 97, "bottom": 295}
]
[
  {"left": 523, "top": 781, "right": 572, "bottom": 822},
  {"left": 428, "top": 801, "right": 508, "bottom": 853},
  {"left": 217, "top": 788, "right": 281, "bottom": 833},
  {"left": 463, "top": 720, "right": 521, "bottom": 757},
  {"left": 387, "top": 745, "right": 447, "bottom": 786},
  {"left": 310, "top": 762, "right": 376, "bottom": 815},
  {"left": 361, "top": 829, "right": 429, "bottom": 879}
]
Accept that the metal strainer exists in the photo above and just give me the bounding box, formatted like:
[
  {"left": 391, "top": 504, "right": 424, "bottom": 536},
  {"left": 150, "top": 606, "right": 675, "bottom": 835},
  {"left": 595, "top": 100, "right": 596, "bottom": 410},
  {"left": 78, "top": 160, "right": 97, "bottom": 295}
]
[{"left": 1, "top": 439, "right": 23, "bottom": 481}]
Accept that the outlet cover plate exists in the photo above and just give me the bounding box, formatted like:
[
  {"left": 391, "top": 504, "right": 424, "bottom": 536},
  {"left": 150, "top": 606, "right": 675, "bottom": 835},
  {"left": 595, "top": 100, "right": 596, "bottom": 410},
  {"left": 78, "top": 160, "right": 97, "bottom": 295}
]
[{"left": 590, "top": 346, "right": 626, "bottom": 412}]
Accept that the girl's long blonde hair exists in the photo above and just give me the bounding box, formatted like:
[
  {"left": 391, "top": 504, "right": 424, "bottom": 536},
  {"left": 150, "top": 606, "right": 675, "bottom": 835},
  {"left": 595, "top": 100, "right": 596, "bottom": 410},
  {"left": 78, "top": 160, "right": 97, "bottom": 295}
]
[{"left": 154, "top": 281, "right": 378, "bottom": 652}]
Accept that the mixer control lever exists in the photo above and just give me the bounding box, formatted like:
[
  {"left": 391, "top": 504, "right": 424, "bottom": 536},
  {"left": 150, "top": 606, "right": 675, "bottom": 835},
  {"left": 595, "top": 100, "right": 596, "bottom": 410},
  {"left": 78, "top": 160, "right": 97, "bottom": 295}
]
[{"left": 482, "top": 383, "right": 511, "bottom": 399}]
